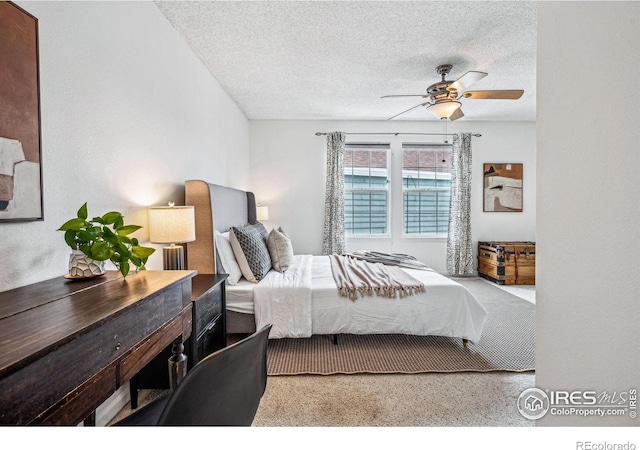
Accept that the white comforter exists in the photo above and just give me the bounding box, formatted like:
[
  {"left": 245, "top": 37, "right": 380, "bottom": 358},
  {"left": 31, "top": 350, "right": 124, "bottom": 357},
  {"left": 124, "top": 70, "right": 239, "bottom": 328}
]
[
  {"left": 251, "top": 255, "right": 488, "bottom": 343},
  {"left": 253, "top": 254, "right": 314, "bottom": 339}
]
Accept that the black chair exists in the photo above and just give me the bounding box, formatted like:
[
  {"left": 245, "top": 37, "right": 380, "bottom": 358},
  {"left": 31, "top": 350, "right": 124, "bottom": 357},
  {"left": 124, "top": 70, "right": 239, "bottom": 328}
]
[{"left": 113, "top": 324, "right": 272, "bottom": 426}]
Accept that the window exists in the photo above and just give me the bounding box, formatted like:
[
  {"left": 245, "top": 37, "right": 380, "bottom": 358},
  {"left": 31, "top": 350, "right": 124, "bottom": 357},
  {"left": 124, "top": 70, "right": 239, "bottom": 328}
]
[
  {"left": 343, "top": 143, "right": 389, "bottom": 235},
  {"left": 402, "top": 143, "right": 452, "bottom": 235}
]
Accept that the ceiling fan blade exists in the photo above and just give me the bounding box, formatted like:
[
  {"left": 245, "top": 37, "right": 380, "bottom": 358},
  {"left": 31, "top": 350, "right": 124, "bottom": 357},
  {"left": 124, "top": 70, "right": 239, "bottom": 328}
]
[
  {"left": 449, "top": 107, "right": 464, "bottom": 121},
  {"left": 387, "top": 102, "right": 429, "bottom": 120},
  {"left": 462, "top": 90, "right": 524, "bottom": 100},
  {"left": 449, "top": 71, "right": 488, "bottom": 92},
  {"left": 381, "top": 94, "right": 429, "bottom": 98}
]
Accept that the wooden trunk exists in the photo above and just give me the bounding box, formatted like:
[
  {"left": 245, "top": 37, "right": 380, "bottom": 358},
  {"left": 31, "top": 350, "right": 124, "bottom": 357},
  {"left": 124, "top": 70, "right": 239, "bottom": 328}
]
[{"left": 477, "top": 241, "right": 536, "bottom": 285}]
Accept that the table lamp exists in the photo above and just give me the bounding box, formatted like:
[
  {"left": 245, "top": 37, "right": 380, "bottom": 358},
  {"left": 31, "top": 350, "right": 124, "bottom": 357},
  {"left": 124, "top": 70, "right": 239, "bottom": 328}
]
[
  {"left": 257, "top": 205, "right": 269, "bottom": 221},
  {"left": 148, "top": 202, "right": 196, "bottom": 270}
]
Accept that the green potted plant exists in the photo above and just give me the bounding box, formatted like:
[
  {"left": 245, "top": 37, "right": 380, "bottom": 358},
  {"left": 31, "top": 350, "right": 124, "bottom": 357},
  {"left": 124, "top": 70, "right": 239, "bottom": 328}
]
[{"left": 59, "top": 203, "right": 156, "bottom": 278}]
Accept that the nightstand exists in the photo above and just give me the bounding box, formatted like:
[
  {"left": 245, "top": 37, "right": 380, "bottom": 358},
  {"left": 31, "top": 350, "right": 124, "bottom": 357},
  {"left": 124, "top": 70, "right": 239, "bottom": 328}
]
[
  {"left": 129, "top": 274, "right": 228, "bottom": 408},
  {"left": 189, "top": 274, "right": 227, "bottom": 367}
]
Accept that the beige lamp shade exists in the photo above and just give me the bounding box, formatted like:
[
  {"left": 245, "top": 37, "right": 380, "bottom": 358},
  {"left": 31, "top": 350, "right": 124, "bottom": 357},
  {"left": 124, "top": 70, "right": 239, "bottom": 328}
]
[
  {"left": 257, "top": 205, "right": 269, "bottom": 221},
  {"left": 430, "top": 101, "right": 462, "bottom": 119},
  {"left": 148, "top": 205, "right": 196, "bottom": 244}
]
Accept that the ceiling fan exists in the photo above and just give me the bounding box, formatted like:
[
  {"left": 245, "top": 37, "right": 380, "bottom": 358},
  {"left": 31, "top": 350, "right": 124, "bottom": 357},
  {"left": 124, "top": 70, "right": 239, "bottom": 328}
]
[{"left": 382, "top": 64, "right": 524, "bottom": 121}]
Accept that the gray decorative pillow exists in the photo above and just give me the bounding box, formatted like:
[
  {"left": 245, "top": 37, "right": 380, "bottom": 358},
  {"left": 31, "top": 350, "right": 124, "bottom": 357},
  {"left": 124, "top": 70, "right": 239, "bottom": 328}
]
[
  {"left": 251, "top": 222, "right": 268, "bottom": 239},
  {"left": 229, "top": 224, "right": 272, "bottom": 283},
  {"left": 267, "top": 227, "right": 294, "bottom": 273}
]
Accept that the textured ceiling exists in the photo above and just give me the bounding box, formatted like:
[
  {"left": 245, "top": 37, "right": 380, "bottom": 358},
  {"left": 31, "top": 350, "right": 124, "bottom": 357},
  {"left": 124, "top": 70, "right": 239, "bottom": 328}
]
[{"left": 155, "top": 1, "right": 537, "bottom": 122}]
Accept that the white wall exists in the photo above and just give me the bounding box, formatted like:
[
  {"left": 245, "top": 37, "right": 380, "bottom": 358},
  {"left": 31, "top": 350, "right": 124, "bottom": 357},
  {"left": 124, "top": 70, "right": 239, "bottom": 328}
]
[
  {"left": 537, "top": 1, "right": 640, "bottom": 426},
  {"left": 249, "top": 120, "right": 535, "bottom": 272},
  {"left": 0, "top": 1, "right": 250, "bottom": 292}
]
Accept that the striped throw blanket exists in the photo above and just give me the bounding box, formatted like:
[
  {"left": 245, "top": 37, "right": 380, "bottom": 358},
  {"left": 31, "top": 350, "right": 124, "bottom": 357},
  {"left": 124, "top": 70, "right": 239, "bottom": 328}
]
[
  {"left": 329, "top": 254, "right": 426, "bottom": 301},
  {"left": 344, "top": 250, "right": 432, "bottom": 271}
]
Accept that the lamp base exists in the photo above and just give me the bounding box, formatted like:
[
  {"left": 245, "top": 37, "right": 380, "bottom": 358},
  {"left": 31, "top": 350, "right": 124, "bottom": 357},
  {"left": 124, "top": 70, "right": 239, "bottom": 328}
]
[{"left": 163, "top": 245, "right": 185, "bottom": 270}]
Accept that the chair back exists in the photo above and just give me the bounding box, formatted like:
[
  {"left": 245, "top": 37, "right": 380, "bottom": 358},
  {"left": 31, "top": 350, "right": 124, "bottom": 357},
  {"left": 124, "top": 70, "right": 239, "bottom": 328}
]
[{"left": 157, "top": 324, "right": 272, "bottom": 426}]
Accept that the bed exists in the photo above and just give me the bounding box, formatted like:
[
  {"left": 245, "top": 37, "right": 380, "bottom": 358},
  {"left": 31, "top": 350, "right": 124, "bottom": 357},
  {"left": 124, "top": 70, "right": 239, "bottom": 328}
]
[{"left": 185, "top": 180, "right": 487, "bottom": 346}]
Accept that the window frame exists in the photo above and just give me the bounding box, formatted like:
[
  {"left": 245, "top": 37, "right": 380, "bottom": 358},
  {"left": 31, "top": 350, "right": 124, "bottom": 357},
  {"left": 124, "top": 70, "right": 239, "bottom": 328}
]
[
  {"left": 343, "top": 142, "right": 391, "bottom": 238},
  {"left": 401, "top": 142, "right": 453, "bottom": 238}
]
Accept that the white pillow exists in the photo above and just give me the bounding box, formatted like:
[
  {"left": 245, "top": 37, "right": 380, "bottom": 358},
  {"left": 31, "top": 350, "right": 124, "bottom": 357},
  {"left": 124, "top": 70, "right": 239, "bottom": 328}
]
[{"left": 214, "top": 230, "right": 242, "bottom": 285}]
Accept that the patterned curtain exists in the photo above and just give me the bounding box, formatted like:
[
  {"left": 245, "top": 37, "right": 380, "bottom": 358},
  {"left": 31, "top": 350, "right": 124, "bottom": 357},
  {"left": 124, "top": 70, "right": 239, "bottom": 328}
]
[
  {"left": 447, "top": 133, "right": 474, "bottom": 275},
  {"left": 322, "top": 132, "right": 346, "bottom": 255}
]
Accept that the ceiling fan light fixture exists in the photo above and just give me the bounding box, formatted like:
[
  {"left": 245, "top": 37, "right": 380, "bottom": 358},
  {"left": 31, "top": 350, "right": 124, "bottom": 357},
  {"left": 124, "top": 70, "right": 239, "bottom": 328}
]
[{"left": 430, "top": 101, "right": 461, "bottom": 119}]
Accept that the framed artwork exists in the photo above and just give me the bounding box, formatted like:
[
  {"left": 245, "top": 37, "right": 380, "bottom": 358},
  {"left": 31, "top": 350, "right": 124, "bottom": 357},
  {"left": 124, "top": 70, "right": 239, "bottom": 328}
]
[
  {"left": 483, "top": 163, "right": 523, "bottom": 212},
  {"left": 0, "top": 2, "right": 43, "bottom": 222}
]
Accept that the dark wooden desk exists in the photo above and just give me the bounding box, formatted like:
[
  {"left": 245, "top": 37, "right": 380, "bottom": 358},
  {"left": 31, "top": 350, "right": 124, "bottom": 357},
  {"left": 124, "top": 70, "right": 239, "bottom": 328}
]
[{"left": 0, "top": 270, "right": 195, "bottom": 425}]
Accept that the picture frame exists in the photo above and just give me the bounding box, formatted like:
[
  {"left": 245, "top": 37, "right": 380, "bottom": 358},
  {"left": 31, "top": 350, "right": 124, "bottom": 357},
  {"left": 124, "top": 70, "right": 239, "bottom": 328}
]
[
  {"left": 0, "top": 2, "right": 43, "bottom": 222},
  {"left": 483, "top": 163, "right": 523, "bottom": 212}
]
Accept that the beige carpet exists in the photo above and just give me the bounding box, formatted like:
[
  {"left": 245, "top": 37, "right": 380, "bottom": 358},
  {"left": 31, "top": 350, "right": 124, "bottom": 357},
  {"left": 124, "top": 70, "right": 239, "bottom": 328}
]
[
  {"left": 253, "top": 371, "right": 536, "bottom": 426},
  {"left": 267, "top": 278, "right": 534, "bottom": 375}
]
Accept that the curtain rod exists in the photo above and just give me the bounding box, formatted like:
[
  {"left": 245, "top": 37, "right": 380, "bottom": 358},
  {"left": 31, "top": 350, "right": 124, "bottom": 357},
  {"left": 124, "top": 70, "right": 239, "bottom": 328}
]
[{"left": 314, "top": 132, "right": 481, "bottom": 137}]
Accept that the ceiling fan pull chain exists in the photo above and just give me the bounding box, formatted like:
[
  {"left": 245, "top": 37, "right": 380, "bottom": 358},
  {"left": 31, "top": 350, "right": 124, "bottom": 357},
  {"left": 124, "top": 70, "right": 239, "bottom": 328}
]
[{"left": 442, "top": 117, "right": 448, "bottom": 143}]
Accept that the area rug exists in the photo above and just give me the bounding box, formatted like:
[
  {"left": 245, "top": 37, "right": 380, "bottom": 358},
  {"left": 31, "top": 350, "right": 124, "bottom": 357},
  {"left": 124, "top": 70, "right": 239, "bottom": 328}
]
[{"left": 266, "top": 278, "right": 535, "bottom": 375}]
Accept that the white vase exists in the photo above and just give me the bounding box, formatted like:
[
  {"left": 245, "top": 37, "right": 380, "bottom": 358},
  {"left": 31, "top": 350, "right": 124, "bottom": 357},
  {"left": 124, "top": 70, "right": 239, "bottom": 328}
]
[{"left": 69, "top": 250, "right": 106, "bottom": 277}]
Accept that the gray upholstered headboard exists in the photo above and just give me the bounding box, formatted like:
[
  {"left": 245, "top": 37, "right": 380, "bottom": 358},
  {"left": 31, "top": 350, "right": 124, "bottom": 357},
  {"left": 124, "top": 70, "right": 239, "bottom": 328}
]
[{"left": 184, "top": 180, "right": 256, "bottom": 274}]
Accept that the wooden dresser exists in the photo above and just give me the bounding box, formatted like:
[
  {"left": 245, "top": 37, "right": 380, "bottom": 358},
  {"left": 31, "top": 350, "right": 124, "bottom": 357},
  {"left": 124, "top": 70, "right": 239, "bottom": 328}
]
[{"left": 0, "top": 270, "right": 195, "bottom": 425}]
